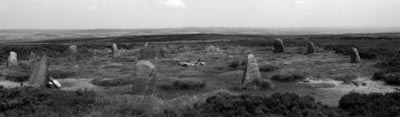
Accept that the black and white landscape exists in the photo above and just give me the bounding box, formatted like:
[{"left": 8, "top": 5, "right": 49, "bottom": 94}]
[{"left": 0, "top": 0, "right": 400, "bottom": 116}]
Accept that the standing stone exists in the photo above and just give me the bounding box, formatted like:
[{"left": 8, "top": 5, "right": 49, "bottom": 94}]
[
  {"left": 307, "top": 42, "right": 315, "bottom": 54},
  {"left": 136, "top": 60, "right": 157, "bottom": 95},
  {"left": 139, "top": 46, "right": 164, "bottom": 60},
  {"left": 240, "top": 53, "right": 273, "bottom": 90},
  {"left": 136, "top": 60, "right": 156, "bottom": 79},
  {"left": 111, "top": 43, "right": 120, "bottom": 57},
  {"left": 350, "top": 47, "right": 361, "bottom": 63},
  {"left": 205, "top": 45, "right": 221, "bottom": 53},
  {"left": 273, "top": 38, "right": 285, "bottom": 53},
  {"left": 29, "top": 52, "right": 36, "bottom": 63},
  {"left": 7, "top": 51, "right": 18, "bottom": 67},
  {"left": 28, "top": 54, "right": 49, "bottom": 88},
  {"left": 144, "top": 42, "right": 149, "bottom": 48},
  {"left": 68, "top": 45, "right": 78, "bottom": 61},
  {"left": 242, "top": 53, "right": 262, "bottom": 83}
]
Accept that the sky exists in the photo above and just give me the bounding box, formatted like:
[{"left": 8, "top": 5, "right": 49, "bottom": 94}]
[{"left": 0, "top": 0, "right": 399, "bottom": 29}]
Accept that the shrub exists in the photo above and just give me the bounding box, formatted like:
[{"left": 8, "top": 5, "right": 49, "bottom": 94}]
[
  {"left": 4, "top": 72, "right": 30, "bottom": 82},
  {"left": 91, "top": 78, "right": 136, "bottom": 87},
  {"left": 186, "top": 93, "right": 347, "bottom": 116},
  {"left": 371, "top": 72, "right": 400, "bottom": 85},
  {"left": 0, "top": 87, "right": 96, "bottom": 116},
  {"left": 228, "top": 60, "right": 241, "bottom": 68},
  {"left": 94, "top": 95, "right": 164, "bottom": 116},
  {"left": 339, "top": 92, "right": 400, "bottom": 117},
  {"left": 237, "top": 79, "right": 274, "bottom": 90},
  {"left": 373, "top": 71, "right": 387, "bottom": 80},
  {"left": 49, "top": 70, "right": 76, "bottom": 79},
  {"left": 177, "top": 70, "right": 204, "bottom": 78},
  {"left": 383, "top": 73, "right": 400, "bottom": 85},
  {"left": 259, "top": 65, "right": 279, "bottom": 72},
  {"left": 271, "top": 72, "right": 307, "bottom": 82},
  {"left": 172, "top": 78, "right": 206, "bottom": 90},
  {"left": 159, "top": 78, "right": 206, "bottom": 90}
]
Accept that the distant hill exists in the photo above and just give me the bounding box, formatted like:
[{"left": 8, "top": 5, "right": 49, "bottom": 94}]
[{"left": 1, "top": 27, "right": 400, "bottom": 43}]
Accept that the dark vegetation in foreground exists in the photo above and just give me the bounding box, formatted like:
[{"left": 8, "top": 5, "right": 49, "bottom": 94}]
[
  {"left": 0, "top": 87, "right": 399, "bottom": 116},
  {"left": 0, "top": 87, "right": 96, "bottom": 116}
]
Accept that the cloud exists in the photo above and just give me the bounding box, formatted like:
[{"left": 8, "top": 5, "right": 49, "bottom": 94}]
[
  {"left": 164, "top": 0, "right": 186, "bottom": 8},
  {"left": 295, "top": 0, "right": 314, "bottom": 10},
  {"left": 86, "top": 6, "right": 97, "bottom": 11}
]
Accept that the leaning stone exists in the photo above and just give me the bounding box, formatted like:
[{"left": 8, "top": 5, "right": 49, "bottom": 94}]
[
  {"left": 307, "top": 42, "right": 315, "bottom": 54},
  {"left": 28, "top": 54, "right": 50, "bottom": 88},
  {"left": 111, "top": 43, "right": 120, "bottom": 57},
  {"left": 350, "top": 47, "right": 361, "bottom": 63}
]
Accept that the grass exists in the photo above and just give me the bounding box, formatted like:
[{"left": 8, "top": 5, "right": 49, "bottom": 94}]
[
  {"left": 0, "top": 87, "right": 96, "bottom": 116},
  {"left": 1, "top": 33, "right": 400, "bottom": 116}
]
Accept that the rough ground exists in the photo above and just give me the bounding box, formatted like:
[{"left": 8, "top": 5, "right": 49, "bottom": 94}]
[{"left": 0, "top": 43, "right": 395, "bottom": 107}]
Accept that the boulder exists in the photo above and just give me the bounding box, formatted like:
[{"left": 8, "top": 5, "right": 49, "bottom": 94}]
[
  {"left": 273, "top": 38, "right": 285, "bottom": 53},
  {"left": 135, "top": 60, "right": 155, "bottom": 79}
]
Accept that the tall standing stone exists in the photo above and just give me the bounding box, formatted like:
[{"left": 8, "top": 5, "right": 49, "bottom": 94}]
[
  {"left": 135, "top": 60, "right": 157, "bottom": 95},
  {"left": 240, "top": 53, "right": 273, "bottom": 90},
  {"left": 242, "top": 53, "right": 262, "bottom": 84},
  {"left": 111, "top": 43, "right": 120, "bottom": 57},
  {"left": 7, "top": 51, "right": 18, "bottom": 67},
  {"left": 307, "top": 42, "right": 315, "bottom": 54},
  {"left": 68, "top": 45, "right": 78, "bottom": 61},
  {"left": 28, "top": 54, "right": 49, "bottom": 88},
  {"left": 144, "top": 42, "right": 149, "bottom": 48},
  {"left": 273, "top": 38, "right": 285, "bottom": 53},
  {"left": 350, "top": 47, "right": 361, "bottom": 63}
]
